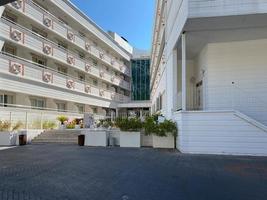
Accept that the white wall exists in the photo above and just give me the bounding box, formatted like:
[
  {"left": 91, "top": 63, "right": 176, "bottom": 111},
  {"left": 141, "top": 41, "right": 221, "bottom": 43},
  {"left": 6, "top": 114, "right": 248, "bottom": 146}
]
[
  {"left": 189, "top": 0, "right": 267, "bottom": 18},
  {"left": 203, "top": 39, "right": 267, "bottom": 125},
  {"left": 174, "top": 111, "right": 267, "bottom": 156}
]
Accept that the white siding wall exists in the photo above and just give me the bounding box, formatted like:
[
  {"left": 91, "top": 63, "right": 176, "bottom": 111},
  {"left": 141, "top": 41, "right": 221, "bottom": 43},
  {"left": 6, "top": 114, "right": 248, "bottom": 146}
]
[
  {"left": 174, "top": 111, "right": 267, "bottom": 156},
  {"left": 203, "top": 39, "right": 267, "bottom": 125},
  {"left": 189, "top": 0, "right": 267, "bottom": 18}
]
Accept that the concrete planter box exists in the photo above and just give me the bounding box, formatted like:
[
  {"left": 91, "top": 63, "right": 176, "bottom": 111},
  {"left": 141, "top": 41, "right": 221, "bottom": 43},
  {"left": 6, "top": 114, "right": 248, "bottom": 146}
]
[
  {"left": 120, "top": 131, "right": 141, "bottom": 148},
  {"left": 109, "top": 129, "right": 120, "bottom": 146},
  {"left": 141, "top": 134, "right": 153, "bottom": 147},
  {"left": 83, "top": 130, "right": 108, "bottom": 147},
  {"left": 0, "top": 132, "right": 17, "bottom": 146},
  {"left": 153, "top": 134, "right": 175, "bottom": 149}
]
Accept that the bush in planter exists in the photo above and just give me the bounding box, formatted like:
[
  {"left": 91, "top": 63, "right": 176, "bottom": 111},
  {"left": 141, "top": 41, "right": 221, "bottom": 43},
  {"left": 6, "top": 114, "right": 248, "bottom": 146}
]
[
  {"left": 57, "top": 115, "right": 69, "bottom": 125},
  {"left": 143, "top": 117, "right": 177, "bottom": 137},
  {"left": 115, "top": 118, "right": 143, "bottom": 132},
  {"left": 0, "top": 121, "right": 23, "bottom": 132},
  {"left": 96, "top": 119, "right": 114, "bottom": 129},
  {"left": 43, "top": 121, "right": 57, "bottom": 130},
  {"left": 66, "top": 120, "right": 76, "bottom": 129}
]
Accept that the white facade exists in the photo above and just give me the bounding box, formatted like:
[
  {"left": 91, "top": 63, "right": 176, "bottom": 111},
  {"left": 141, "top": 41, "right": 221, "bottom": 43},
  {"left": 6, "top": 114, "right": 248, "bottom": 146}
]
[
  {"left": 0, "top": 0, "right": 133, "bottom": 122},
  {"left": 151, "top": 0, "right": 267, "bottom": 155}
]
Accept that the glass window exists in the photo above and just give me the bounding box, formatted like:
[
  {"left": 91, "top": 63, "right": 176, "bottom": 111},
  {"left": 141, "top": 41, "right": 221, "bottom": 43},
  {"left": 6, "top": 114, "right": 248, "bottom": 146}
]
[
  {"left": 56, "top": 102, "right": 66, "bottom": 112},
  {"left": 76, "top": 104, "right": 84, "bottom": 114},
  {"left": 0, "top": 94, "right": 14, "bottom": 107},
  {"left": 77, "top": 72, "right": 85, "bottom": 81},
  {"left": 30, "top": 98, "right": 45, "bottom": 109},
  {"left": 32, "top": 55, "right": 47, "bottom": 66},
  {"left": 57, "top": 65, "right": 68, "bottom": 74},
  {"left": 32, "top": 26, "right": 48, "bottom": 38},
  {"left": 2, "top": 44, "right": 17, "bottom": 56}
]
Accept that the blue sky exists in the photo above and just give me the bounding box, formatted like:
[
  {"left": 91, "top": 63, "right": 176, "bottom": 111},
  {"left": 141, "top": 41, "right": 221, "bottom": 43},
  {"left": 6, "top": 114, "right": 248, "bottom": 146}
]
[{"left": 70, "top": 0, "right": 155, "bottom": 51}]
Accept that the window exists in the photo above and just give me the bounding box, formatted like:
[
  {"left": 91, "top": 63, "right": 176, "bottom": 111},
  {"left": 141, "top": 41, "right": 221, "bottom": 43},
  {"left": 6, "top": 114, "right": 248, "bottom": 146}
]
[
  {"left": 76, "top": 104, "right": 84, "bottom": 114},
  {"left": 92, "top": 107, "right": 97, "bottom": 114},
  {"left": 77, "top": 72, "right": 85, "bottom": 81},
  {"left": 56, "top": 102, "right": 66, "bottom": 112},
  {"left": 77, "top": 51, "right": 85, "bottom": 59},
  {"left": 57, "top": 65, "right": 67, "bottom": 74},
  {"left": 2, "top": 44, "right": 17, "bottom": 56},
  {"left": 57, "top": 40, "right": 68, "bottom": 49},
  {"left": 32, "top": 54, "right": 47, "bottom": 66},
  {"left": 0, "top": 94, "right": 14, "bottom": 107},
  {"left": 30, "top": 98, "right": 45, "bottom": 109},
  {"left": 32, "top": 26, "right": 48, "bottom": 38},
  {"left": 92, "top": 59, "right": 98, "bottom": 66},
  {"left": 79, "top": 31, "right": 86, "bottom": 38},
  {"left": 3, "top": 11, "right": 17, "bottom": 22},
  {"left": 93, "top": 79, "right": 98, "bottom": 86},
  {"left": 105, "top": 66, "right": 109, "bottom": 72}
]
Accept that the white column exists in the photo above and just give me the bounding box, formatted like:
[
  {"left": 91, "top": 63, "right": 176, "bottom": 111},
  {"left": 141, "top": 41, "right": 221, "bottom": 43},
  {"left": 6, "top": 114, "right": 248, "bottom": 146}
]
[
  {"left": 181, "top": 33, "right": 187, "bottom": 111},
  {"left": 0, "top": 6, "right": 5, "bottom": 18},
  {"left": 173, "top": 49, "right": 178, "bottom": 111}
]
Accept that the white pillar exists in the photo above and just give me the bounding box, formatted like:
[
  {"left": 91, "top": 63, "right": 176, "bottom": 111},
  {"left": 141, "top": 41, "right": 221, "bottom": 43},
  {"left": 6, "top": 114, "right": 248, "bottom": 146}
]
[
  {"left": 0, "top": 6, "right": 5, "bottom": 18},
  {"left": 181, "top": 33, "right": 187, "bottom": 111}
]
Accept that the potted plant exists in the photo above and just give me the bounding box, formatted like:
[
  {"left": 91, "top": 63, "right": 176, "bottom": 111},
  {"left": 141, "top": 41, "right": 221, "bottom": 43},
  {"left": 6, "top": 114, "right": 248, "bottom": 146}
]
[
  {"left": 115, "top": 118, "right": 142, "bottom": 148},
  {"left": 0, "top": 121, "right": 23, "bottom": 146},
  {"left": 144, "top": 116, "right": 177, "bottom": 149},
  {"left": 57, "top": 115, "right": 68, "bottom": 129}
]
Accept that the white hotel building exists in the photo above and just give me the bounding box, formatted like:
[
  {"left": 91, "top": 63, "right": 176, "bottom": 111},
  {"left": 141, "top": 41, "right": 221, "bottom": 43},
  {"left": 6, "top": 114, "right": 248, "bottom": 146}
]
[
  {"left": 151, "top": 0, "right": 267, "bottom": 155},
  {"left": 0, "top": 0, "right": 140, "bottom": 125}
]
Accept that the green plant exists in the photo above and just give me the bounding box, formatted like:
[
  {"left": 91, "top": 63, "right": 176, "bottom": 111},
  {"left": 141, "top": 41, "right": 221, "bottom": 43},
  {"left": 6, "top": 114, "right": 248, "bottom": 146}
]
[
  {"left": 143, "top": 117, "right": 177, "bottom": 137},
  {"left": 66, "top": 120, "right": 76, "bottom": 129},
  {"left": 0, "top": 121, "right": 23, "bottom": 132},
  {"left": 97, "top": 119, "right": 114, "bottom": 128},
  {"left": 57, "top": 115, "right": 68, "bottom": 125},
  {"left": 0, "top": 121, "right": 11, "bottom": 131},
  {"left": 42, "top": 121, "right": 57, "bottom": 130},
  {"left": 115, "top": 118, "right": 143, "bottom": 132}
]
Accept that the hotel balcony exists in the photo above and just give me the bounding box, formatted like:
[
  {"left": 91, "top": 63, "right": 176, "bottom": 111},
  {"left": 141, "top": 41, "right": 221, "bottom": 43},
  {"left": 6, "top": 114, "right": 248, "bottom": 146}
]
[
  {"left": 0, "top": 52, "right": 130, "bottom": 104},
  {"left": 0, "top": 18, "right": 131, "bottom": 91},
  {"left": 6, "top": 0, "right": 131, "bottom": 76}
]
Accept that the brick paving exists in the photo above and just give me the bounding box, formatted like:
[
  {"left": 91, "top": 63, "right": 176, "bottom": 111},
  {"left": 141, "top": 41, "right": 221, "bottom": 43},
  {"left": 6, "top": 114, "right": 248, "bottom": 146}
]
[{"left": 0, "top": 144, "right": 266, "bottom": 200}]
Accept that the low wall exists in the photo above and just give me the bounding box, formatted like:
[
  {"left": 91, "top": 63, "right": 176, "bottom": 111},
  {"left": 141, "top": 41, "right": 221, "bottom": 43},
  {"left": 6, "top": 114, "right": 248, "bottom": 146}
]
[{"left": 174, "top": 111, "right": 267, "bottom": 156}]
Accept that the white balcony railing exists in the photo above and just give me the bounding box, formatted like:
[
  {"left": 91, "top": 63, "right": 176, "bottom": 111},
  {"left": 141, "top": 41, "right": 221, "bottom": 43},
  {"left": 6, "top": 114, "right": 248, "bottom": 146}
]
[
  {"left": 0, "top": 52, "right": 130, "bottom": 103},
  {"left": 7, "top": 0, "right": 131, "bottom": 76},
  {"left": 0, "top": 18, "right": 131, "bottom": 90}
]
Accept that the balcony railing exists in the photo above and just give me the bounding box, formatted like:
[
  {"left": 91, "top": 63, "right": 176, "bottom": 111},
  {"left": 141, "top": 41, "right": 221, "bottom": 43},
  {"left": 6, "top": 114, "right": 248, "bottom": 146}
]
[
  {"left": 0, "top": 52, "right": 130, "bottom": 103},
  {"left": 0, "top": 18, "right": 131, "bottom": 90},
  {"left": 6, "top": 0, "right": 131, "bottom": 76}
]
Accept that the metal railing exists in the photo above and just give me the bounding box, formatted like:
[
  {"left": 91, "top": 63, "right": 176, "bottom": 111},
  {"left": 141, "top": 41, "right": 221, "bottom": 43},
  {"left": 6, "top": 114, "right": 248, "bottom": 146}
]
[
  {"left": 0, "top": 103, "right": 107, "bottom": 129},
  {"left": 0, "top": 17, "right": 131, "bottom": 90},
  {"left": 6, "top": 0, "right": 131, "bottom": 76},
  {"left": 0, "top": 52, "right": 130, "bottom": 102}
]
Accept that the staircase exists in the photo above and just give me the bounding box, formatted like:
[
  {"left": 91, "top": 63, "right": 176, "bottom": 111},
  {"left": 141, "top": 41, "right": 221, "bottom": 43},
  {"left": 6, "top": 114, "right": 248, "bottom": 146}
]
[{"left": 31, "top": 130, "right": 81, "bottom": 144}]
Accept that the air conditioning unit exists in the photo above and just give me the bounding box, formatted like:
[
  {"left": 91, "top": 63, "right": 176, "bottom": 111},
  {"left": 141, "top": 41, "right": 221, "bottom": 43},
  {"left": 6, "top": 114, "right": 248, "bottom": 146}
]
[
  {"left": 11, "top": 0, "right": 23, "bottom": 9},
  {"left": 99, "top": 52, "right": 104, "bottom": 59},
  {"left": 43, "top": 44, "right": 52, "bottom": 55},
  {"left": 43, "top": 17, "right": 52, "bottom": 28},
  {"left": 99, "top": 90, "right": 104, "bottom": 96},
  {"left": 10, "top": 30, "right": 22, "bottom": 42},
  {"left": 9, "top": 62, "right": 23, "bottom": 75},
  {"left": 66, "top": 79, "right": 75, "bottom": 89},
  {"left": 85, "top": 64, "right": 91, "bottom": 72},
  {"left": 99, "top": 71, "right": 104, "bottom": 78},
  {"left": 84, "top": 85, "right": 91, "bottom": 93},
  {"left": 85, "top": 43, "right": 91, "bottom": 51},
  {"left": 67, "top": 56, "right": 75, "bottom": 65},
  {"left": 67, "top": 32, "right": 74, "bottom": 41},
  {"left": 43, "top": 72, "right": 53, "bottom": 83}
]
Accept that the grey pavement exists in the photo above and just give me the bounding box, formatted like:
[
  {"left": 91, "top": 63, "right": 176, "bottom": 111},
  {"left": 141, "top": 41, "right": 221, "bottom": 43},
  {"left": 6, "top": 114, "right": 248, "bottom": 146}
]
[{"left": 0, "top": 144, "right": 266, "bottom": 200}]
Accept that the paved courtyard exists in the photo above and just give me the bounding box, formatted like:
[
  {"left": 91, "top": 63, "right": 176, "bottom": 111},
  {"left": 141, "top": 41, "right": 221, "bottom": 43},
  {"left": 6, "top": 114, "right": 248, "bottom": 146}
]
[{"left": 0, "top": 145, "right": 266, "bottom": 200}]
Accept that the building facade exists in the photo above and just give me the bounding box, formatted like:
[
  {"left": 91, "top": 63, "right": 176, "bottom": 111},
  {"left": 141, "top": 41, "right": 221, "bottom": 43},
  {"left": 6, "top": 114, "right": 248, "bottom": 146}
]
[
  {"left": 151, "top": 0, "right": 267, "bottom": 155},
  {"left": 131, "top": 55, "right": 150, "bottom": 101},
  {"left": 0, "top": 0, "right": 132, "bottom": 126}
]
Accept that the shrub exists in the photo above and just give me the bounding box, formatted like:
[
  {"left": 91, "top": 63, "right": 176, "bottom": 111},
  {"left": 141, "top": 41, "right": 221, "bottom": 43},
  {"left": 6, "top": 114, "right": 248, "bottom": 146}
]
[
  {"left": 66, "top": 120, "right": 76, "bottom": 129},
  {"left": 0, "top": 121, "right": 23, "bottom": 132},
  {"left": 143, "top": 117, "right": 177, "bottom": 137},
  {"left": 96, "top": 119, "right": 114, "bottom": 128},
  {"left": 57, "top": 115, "right": 68, "bottom": 125},
  {"left": 42, "top": 121, "right": 57, "bottom": 130},
  {"left": 115, "top": 118, "right": 142, "bottom": 132}
]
